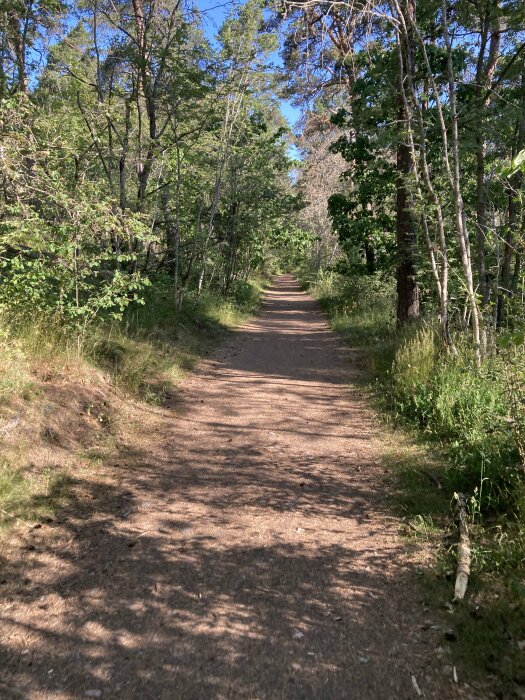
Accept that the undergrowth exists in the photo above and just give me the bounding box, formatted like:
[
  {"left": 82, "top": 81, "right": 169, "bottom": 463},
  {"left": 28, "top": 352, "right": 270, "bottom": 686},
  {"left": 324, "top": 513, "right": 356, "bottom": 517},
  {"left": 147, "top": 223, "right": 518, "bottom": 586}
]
[
  {"left": 0, "top": 322, "right": 30, "bottom": 403},
  {"left": 0, "top": 276, "right": 265, "bottom": 405},
  {"left": 306, "top": 269, "right": 525, "bottom": 692}
]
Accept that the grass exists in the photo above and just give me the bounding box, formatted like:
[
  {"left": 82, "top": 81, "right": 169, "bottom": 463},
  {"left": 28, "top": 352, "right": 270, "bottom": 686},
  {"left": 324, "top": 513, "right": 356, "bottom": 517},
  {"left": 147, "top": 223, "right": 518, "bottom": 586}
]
[
  {"left": 0, "top": 459, "right": 71, "bottom": 529},
  {"left": 1, "top": 276, "right": 266, "bottom": 405},
  {"left": 90, "top": 278, "right": 265, "bottom": 402},
  {"left": 0, "top": 320, "right": 32, "bottom": 404},
  {"left": 306, "top": 269, "right": 525, "bottom": 693}
]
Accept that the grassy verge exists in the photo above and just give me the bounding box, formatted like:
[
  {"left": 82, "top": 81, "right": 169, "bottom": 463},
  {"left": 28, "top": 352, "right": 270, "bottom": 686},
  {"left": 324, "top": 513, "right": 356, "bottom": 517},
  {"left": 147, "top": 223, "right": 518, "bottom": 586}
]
[
  {"left": 0, "top": 276, "right": 266, "bottom": 531},
  {"left": 306, "top": 269, "right": 525, "bottom": 693},
  {"left": 89, "top": 277, "right": 265, "bottom": 403},
  {"left": 0, "top": 459, "right": 72, "bottom": 530}
]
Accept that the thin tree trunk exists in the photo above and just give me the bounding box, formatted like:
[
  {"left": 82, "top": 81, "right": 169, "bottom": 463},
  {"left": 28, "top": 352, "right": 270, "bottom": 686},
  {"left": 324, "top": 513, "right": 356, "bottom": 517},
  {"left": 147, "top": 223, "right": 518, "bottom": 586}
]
[
  {"left": 441, "top": 0, "right": 482, "bottom": 363},
  {"left": 395, "top": 0, "right": 419, "bottom": 325},
  {"left": 498, "top": 67, "right": 525, "bottom": 325},
  {"left": 473, "top": 3, "right": 501, "bottom": 316}
]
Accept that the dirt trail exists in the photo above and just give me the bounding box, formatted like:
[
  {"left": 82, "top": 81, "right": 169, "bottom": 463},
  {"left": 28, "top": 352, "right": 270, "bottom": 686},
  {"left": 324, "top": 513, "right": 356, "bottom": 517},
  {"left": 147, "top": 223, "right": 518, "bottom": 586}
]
[{"left": 1, "top": 275, "right": 461, "bottom": 699}]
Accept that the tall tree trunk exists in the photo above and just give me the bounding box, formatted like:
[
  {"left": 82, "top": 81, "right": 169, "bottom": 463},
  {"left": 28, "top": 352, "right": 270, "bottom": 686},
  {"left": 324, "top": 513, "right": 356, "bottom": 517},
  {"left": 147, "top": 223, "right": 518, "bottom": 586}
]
[
  {"left": 441, "top": 0, "right": 482, "bottom": 363},
  {"left": 396, "top": 0, "right": 419, "bottom": 324},
  {"left": 395, "top": 0, "right": 452, "bottom": 347},
  {"left": 498, "top": 67, "right": 525, "bottom": 325},
  {"left": 474, "top": 3, "right": 501, "bottom": 315}
]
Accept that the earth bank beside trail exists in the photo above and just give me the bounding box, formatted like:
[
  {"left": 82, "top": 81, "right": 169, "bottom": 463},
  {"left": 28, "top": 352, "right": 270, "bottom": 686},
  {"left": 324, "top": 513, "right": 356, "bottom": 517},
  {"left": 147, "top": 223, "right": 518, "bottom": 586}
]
[{"left": 1, "top": 275, "right": 470, "bottom": 699}]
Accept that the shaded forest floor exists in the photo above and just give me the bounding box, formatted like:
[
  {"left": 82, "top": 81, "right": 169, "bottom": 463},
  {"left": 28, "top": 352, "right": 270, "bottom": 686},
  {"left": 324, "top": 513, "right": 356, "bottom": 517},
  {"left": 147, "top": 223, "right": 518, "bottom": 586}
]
[{"left": 0, "top": 276, "right": 486, "bottom": 699}]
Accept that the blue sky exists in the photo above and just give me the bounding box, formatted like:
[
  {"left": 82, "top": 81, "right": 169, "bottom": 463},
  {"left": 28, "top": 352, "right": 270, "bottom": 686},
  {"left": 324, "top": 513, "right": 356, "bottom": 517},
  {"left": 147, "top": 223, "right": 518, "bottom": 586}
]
[
  {"left": 196, "top": 0, "right": 302, "bottom": 129},
  {"left": 35, "top": 0, "right": 301, "bottom": 128}
]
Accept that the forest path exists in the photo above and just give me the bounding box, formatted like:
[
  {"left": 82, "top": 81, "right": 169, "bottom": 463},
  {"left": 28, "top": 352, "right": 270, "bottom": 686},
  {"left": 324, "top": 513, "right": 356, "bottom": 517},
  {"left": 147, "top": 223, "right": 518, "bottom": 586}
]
[{"left": 1, "top": 275, "right": 462, "bottom": 699}]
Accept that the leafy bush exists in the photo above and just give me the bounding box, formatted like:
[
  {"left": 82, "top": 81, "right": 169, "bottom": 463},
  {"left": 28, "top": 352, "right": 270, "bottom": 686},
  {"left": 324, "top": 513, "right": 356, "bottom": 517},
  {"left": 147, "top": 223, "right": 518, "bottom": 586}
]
[
  {"left": 308, "top": 270, "right": 396, "bottom": 346},
  {"left": 0, "top": 96, "right": 153, "bottom": 347},
  {"left": 228, "top": 278, "right": 263, "bottom": 311}
]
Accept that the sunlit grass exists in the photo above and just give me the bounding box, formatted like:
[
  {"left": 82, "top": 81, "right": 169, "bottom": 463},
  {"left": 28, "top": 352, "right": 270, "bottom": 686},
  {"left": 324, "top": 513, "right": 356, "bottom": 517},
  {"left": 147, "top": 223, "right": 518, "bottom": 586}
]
[
  {"left": 0, "top": 459, "right": 71, "bottom": 529},
  {"left": 0, "top": 318, "right": 31, "bottom": 404},
  {"left": 89, "top": 279, "right": 265, "bottom": 402}
]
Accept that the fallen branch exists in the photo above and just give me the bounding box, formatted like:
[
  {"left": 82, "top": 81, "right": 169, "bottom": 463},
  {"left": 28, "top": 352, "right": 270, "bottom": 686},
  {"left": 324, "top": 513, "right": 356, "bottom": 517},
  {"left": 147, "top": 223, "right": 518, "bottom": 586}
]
[{"left": 454, "top": 492, "right": 471, "bottom": 601}]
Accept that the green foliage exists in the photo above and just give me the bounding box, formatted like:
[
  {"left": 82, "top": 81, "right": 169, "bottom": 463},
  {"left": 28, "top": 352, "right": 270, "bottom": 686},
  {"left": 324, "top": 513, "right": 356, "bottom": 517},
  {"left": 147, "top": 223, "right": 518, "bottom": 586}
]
[
  {"left": 328, "top": 121, "right": 396, "bottom": 275},
  {"left": 499, "top": 148, "right": 525, "bottom": 178},
  {"left": 0, "top": 0, "right": 298, "bottom": 358},
  {"left": 268, "top": 225, "right": 312, "bottom": 271},
  {"left": 0, "top": 97, "right": 153, "bottom": 341},
  {"left": 385, "top": 333, "right": 525, "bottom": 515},
  {"left": 308, "top": 270, "right": 395, "bottom": 346}
]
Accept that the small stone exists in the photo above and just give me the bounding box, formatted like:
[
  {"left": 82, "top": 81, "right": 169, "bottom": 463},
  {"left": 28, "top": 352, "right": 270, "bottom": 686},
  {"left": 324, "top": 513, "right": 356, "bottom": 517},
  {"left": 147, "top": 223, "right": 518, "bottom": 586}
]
[
  {"left": 444, "top": 629, "right": 457, "bottom": 642},
  {"left": 85, "top": 691, "right": 102, "bottom": 698},
  {"left": 292, "top": 629, "right": 304, "bottom": 640}
]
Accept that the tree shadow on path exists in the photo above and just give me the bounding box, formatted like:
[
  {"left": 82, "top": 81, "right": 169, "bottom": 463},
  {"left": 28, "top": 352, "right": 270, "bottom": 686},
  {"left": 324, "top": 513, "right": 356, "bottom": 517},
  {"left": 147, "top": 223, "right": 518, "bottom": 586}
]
[{"left": 0, "top": 276, "right": 459, "bottom": 699}]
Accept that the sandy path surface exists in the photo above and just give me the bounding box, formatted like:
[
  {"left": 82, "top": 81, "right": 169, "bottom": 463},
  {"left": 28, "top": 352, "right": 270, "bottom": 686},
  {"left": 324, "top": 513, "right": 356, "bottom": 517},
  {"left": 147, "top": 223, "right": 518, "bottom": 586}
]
[{"left": 0, "top": 275, "right": 461, "bottom": 699}]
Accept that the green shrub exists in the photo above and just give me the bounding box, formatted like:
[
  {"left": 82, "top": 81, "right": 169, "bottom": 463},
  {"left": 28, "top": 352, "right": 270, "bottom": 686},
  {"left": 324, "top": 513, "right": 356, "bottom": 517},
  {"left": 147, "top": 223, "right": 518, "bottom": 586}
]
[{"left": 308, "top": 270, "right": 395, "bottom": 347}]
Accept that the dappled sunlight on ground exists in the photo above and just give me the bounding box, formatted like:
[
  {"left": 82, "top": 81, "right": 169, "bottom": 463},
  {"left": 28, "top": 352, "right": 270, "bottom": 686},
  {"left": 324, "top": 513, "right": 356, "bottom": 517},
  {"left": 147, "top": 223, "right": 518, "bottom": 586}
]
[{"left": 0, "top": 276, "right": 462, "bottom": 699}]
